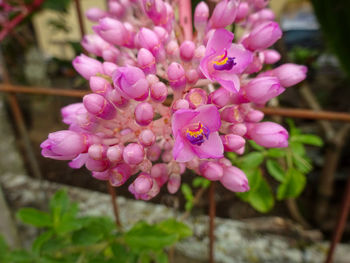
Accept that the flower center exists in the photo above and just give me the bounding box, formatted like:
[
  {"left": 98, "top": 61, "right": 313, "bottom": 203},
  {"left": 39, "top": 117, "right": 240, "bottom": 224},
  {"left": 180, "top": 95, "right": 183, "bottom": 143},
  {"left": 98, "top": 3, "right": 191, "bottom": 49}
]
[
  {"left": 185, "top": 122, "right": 210, "bottom": 146},
  {"left": 213, "top": 49, "right": 236, "bottom": 71}
]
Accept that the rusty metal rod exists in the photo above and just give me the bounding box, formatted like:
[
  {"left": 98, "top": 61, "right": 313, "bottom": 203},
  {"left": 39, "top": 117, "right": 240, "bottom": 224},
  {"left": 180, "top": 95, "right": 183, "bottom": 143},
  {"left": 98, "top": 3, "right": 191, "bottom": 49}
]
[
  {"left": 209, "top": 182, "right": 216, "bottom": 263},
  {"left": 107, "top": 182, "right": 122, "bottom": 229},
  {"left": 325, "top": 175, "right": 350, "bottom": 263},
  {"left": 2, "top": 84, "right": 350, "bottom": 122},
  {"left": 0, "top": 84, "right": 89, "bottom": 97}
]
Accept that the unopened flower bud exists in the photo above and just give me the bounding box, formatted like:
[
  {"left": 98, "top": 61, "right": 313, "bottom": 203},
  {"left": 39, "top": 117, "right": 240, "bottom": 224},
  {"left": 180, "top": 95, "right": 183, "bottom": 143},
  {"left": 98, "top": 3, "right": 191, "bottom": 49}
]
[
  {"left": 235, "top": 2, "right": 249, "bottom": 22},
  {"left": 102, "top": 62, "right": 118, "bottom": 76},
  {"left": 221, "top": 134, "right": 245, "bottom": 153},
  {"left": 107, "top": 145, "right": 124, "bottom": 162},
  {"left": 147, "top": 143, "right": 161, "bottom": 161},
  {"left": 221, "top": 106, "right": 244, "bottom": 123},
  {"left": 92, "top": 170, "right": 109, "bottom": 180},
  {"left": 83, "top": 94, "right": 116, "bottom": 120},
  {"left": 137, "top": 48, "right": 156, "bottom": 75},
  {"left": 180, "top": 40, "right": 195, "bottom": 62},
  {"left": 245, "top": 109, "right": 264, "bottom": 122},
  {"left": 194, "top": 1, "right": 209, "bottom": 32},
  {"left": 262, "top": 49, "right": 281, "bottom": 64},
  {"left": 166, "top": 41, "right": 179, "bottom": 58},
  {"left": 135, "top": 102, "right": 154, "bottom": 126},
  {"left": 108, "top": 1, "right": 125, "bottom": 18},
  {"left": 73, "top": 54, "right": 103, "bottom": 80},
  {"left": 86, "top": 8, "right": 107, "bottom": 22},
  {"left": 208, "top": 88, "right": 231, "bottom": 108},
  {"left": 123, "top": 143, "right": 145, "bottom": 164},
  {"left": 271, "top": 63, "right": 307, "bottom": 87},
  {"left": 199, "top": 162, "right": 223, "bottom": 181},
  {"left": 109, "top": 163, "right": 132, "bottom": 186},
  {"left": 153, "top": 26, "right": 169, "bottom": 43},
  {"left": 229, "top": 123, "right": 247, "bottom": 136},
  {"left": 88, "top": 144, "right": 107, "bottom": 160},
  {"left": 133, "top": 173, "right": 153, "bottom": 194},
  {"left": 167, "top": 62, "right": 186, "bottom": 90},
  {"left": 137, "top": 28, "right": 162, "bottom": 59},
  {"left": 167, "top": 173, "right": 181, "bottom": 194},
  {"left": 139, "top": 130, "right": 156, "bottom": 146},
  {"left": 151, "top": 163, "right": 168, "bottom": 178},
  {"left": 209, "top": 0, "right": 239, "bottom": 29},
  {"left": 220, "top": 166, "right": 249, "bottom": 192},
  {"left": 186, "top": 69, "right": 199, "bottom": 85},
  {"left": 150, "top": 81, "right": 168, "bottom": 102},
  {"left": 85, "top": 158, "right": 108, "bottom": 172},
  {"left": 172, "top": 99, "right": 189, "bottom": 111},
  {"left": 142, "top": 0, "right": 167, "bottom": 25},
  {"left": 89, "top": 76, "right": 112, "bottom": 95},
  {"left": 247, "top": 122, "right": 289, "bottom": 148},
  {"left": 93, "top": 17, "right": 129, "bottom": 46}
]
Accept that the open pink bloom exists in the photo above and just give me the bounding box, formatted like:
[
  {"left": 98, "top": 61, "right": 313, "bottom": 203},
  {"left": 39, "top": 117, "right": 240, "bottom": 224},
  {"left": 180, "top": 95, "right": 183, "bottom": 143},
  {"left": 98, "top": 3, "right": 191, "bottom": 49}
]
[
  {"left": 200, "top": 29, "right": 253, "bottom": 92},
  {"left": 172, "top": 104, "right": 223, "bottom": 162}
]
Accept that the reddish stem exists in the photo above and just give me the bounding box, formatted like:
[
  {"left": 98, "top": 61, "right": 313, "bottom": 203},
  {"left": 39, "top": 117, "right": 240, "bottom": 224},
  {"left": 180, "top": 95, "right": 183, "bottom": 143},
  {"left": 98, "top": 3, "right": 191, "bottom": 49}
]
[{"left": 179, "top": 0, "right": 193, "bottom": 40}]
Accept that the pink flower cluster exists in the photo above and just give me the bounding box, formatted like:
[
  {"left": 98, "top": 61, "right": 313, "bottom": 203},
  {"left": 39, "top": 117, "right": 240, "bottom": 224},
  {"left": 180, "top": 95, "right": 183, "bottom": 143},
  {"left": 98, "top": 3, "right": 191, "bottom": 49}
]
[{"left": 41, "top": 0, "right": 307, "bottom": 200}]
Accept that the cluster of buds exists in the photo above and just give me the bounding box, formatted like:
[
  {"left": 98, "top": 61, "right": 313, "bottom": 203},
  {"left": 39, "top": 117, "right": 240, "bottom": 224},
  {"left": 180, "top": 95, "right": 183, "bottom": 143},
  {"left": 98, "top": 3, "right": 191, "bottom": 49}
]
[{"left": 41, "top": 0, "right": 307, "bottom": 200}]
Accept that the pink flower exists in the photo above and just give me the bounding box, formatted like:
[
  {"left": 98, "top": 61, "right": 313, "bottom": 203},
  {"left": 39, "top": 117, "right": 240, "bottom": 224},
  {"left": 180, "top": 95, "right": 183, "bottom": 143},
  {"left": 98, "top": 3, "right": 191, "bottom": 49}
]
[
  {"left": 172, "top": 104, "right": 223, "bottom": 162},
  {"left": 247, "top": 122, "right": 289, "bottom": 148},
  {"left": 200, "top": 29, "right": 253, "bottom": 92}
]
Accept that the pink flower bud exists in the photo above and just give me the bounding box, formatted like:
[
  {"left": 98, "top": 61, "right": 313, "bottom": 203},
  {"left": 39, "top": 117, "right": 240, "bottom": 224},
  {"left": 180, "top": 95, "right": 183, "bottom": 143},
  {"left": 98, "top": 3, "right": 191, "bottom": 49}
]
[
  {"left": 123, "top": 143, "right": 145, "bottom": 164},
  {"left": 81, "top": 34, "right": 110, "bottom": 57},
  {"left": 139, "top": 130, "right": 156, "bottom": 146},
  {"left": 153, "top": 26, "right": 169, "bottom": 43},
  {"left": 73, "top": 54, "right": 103, "bottom": 80},
  {"left": 92, "top": 170, "right": 109, "bottom": 180},
  {"left": 147, "top": 144, "right": 161, "bottom": 161},
  {"left": 172, "top": 99, "right": 189, "bottom": 111},
  {"left": 89, "top": 76, "right": 112, "bottom": 95},
  {"left": 107, "top": 145, "right": 124, "bottom": 162},
  {"left": 106, "top": 89, "right": 129, "bottom": 108},
  {"left": 133, "top": 173, "right": 153, "bottom": 194},
  {"left": 83, "top": 94, "right": 116, "bottom": 120},
  {"left": 88, "top": 144, "right": 107, "bottom": 160},
  {"left": 199, "top": 162, "right": 223, "bottom": 181},
  {"left": 167, "top": 62, "right": 186, "bottom": 90},
  {"left": 262, "top": 49, "right": 281, "bottom": 64},
  {"left": 220, "top": 166, "right": 249, "bottom": 192},
  {"left": 167, "top": 173, "right": 181, "bottom": 194},
  {"left": 142, "top": 0, "right": 167, "bottom": 25},
  {"left": 108, "top": 1, "right": 125, "bottom": 18},
  {"left": 229, "top": 123, "right": 247, "bottom": 136},
  {"left": 150, "top": 81, "right": 168, "bottom": 102},
  {"left": 109, "top": 163, "right": 132, "bottom": 186},
  {"left": 194, "top": 1, "right": 209, "bottom": 32},
  {"left": 256, "top": 8, "right": 275, "bottom": 22},
  {"left": 271, "top": 63, "right": 307, "bottom": 87},
  {"left": 85, "top": 8, "right": 107, "bottom": 22},
  {"left": 185, "top": 88, "right": 208, "bottom": 109},
  {"left": 221, "top": 134, "right": 246, "bottom": 153},
  {"left": 85, "top": 157, "right": 109, "bottom": 172},
  {"left": 180, "top": 40, "right": 195, "bottom": 62},
  {"left": 242, "top": 21, "right": 282, "bottom": 51},
  {"left": 61, "top": 103, "right": 84, "bottom": 125},
  {"left": 186, "top": 69, "right": 199, "bottom": 85},
  {"left": 244, "top": 54, "right": 263, "bottom": 74},
  {"left": 166, "top": 40, "right": 179, "bottom": 58},
  {"left": 208, "top": 88, "right": 231, "bottom": 108},
  {"left": 235, "top": 2, "right": 249, "bottom": 22},
  {"left": 102, "top": 62, "right": 118, "bottom": 76},
  {"left": 245, "top": 110, "right": 264, "bottom": 122},
  {"left": 161, "top": 150, "right": 172, "bottom": 162},
  {"left": 247, "top": 122, "right": 289, "bottom": 148},
  {"left": 93, "top": 17, "right": 128, "bottom": 46},
  {"left": 151, "top": 163, "right": 168, "bottom": 178},
  {"left": 102, "top": 48, "right": 120, "bottom": 63},
  {"left": 137, "top": 48, "right": 156, "bottom": 75},
  {"left": 209, "top": 0, "right": 239, "bottom": 29},
  {"left": 137, "top": 28, "right": 162, "bottom": 59},
  {"left": 113, "top": 66, "right": 149, "bottom": 101},
  {"left": 244, "top": 76, "right": 284, "bottom": 104},
  {"left": 194, "top": 45, "right": 206, "bottom": 61},
  {"left": 75, "top": 108, "right": 98, "bottom": 131},
  {"left": 135, "top": 102, "right": 154, "bottom": 126},
  {"left": 251, "top": 0, "right": 269, "bottom": 10},
  {"left": 221, "top": 106, "right": 244, "bottom": 123},
  {"left": 40, "top": 130, "right": 88, "bottom": 160}
]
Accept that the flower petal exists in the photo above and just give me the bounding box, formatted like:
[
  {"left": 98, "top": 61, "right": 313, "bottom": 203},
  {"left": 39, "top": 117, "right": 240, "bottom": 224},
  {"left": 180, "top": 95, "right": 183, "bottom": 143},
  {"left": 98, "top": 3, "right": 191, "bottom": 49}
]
[
  {"left": 192, "top": 132, "right": 224, "bottom": 159},
  {"left": 173, "top": 134, "right": 196, "bottom": 162},
  {"left": 192, "top": 104, "right": 221, "bottom": 132},
  {"left": 213, "top": 72, "right": 240, "bottom": 92},
  {"left": 172, "top": 109, "right": 199, "bottom": 138},
  {"left": 206, "top": 29, "right": 234, "bottom": 56},
  {"left": 227, "top": 44, "right": 253, "bottom": 74}
]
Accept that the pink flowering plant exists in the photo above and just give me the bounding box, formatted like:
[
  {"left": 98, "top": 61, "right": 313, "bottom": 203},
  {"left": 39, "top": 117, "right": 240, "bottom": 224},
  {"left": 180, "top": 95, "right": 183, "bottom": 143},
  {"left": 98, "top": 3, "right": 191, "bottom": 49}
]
[{"left": 41, "top": 0, "right": 310, "bottom": 205}]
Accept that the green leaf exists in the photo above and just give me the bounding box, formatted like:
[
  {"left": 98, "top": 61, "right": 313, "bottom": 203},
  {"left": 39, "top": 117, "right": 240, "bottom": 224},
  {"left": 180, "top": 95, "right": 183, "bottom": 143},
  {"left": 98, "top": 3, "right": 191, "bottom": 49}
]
[
  {"left": 181, "top": 184, "right": 193, "bottom": 201},
  {"left": 49, "top": 189, "right": 70, "bottom": 224},
  {"left": 32, "top": 231, "right": 54, "bottom": 254},
  {"left": 72, "top": 227, "right": 103, "bottom": 246},
  {"left": 248, "top": 177, "right": 274, "bottom": 213},
  {"left": 267, "top": 148, "right": 286, "bottom": 158},
  {"left": 7, "top": 250, "right": 34, "bottom": 263},
  {"left": 125, "top": 222, "right": 178, "bottom": 250},
  {"left": 111, "top": 243, "right": 133, "bottom": 263},
  {"left": 157, "top": 219, "right": 192, "bottom": 240},
  {"left": 266, "top": 159, "right": 286, "bottom": 182},
  {"left": 156, "top": 251, "right": 168, "bottom": 263},
  {"left": 293, "top": 154, "right": 312, "bottom": 174},
  {"left": 248, "top": 140, "right": 264, "bottom": 151},
  {"left": 0, "top": 235, "right": 9, "bottom": 261},
  {"left": 240, "top": 152, "right": 264, "bottom": 169},
  {"left": 277, "top": 168, "right": 307, "bottom": 200},
  {"left": 290, "top": 142, "right": 306, "bottom": 156},
  {"left": 17, "top": 208, "right": 52, "bottom": 227},
  {"left": 292, "top": 134, "right": 323, "bottom": 147}
]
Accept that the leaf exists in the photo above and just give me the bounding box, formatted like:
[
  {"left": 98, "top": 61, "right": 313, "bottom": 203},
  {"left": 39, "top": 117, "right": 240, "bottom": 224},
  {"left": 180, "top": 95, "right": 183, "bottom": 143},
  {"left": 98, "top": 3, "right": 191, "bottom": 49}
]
[
  {"left": 157, "top": 219, "right": 192, "bottom": 240},
  {"left": 32, "top": 230, "right": 54, "bottom": 254},
  {"left": 49, "top": 189, "right": 70, "bottom": 223},
  {"left": 292, "top": 134, "right": 323, "bottom": 147},
  {"left": 7, "top": 250, "right": 34, "bottom": 263},
  {"left": 125, "top": 222, "right": 178, "bottom": 250},
  {"left": 277, "top": 168, "right": 307, "bottom": 200},
  {"left": 240, "top": 152, "right": 264, "bottom": 169},
  {"left": 192, "top": 177, "right": 210, "bottom": 188},
  {"left": 181, "top": 184, "right": 193, "bottom": 201},
  {"left": 267, "top": 148, "right": 286, "bottom": 158},
  {"left": 293, "top": 154, "right": 312, "bottom": 174},
  {"left": 248, "top": 177, "right": 274, "bottom": 213},
  {"left": 0, "top": 235, "right": 9, "bottom": 261},
  {"left": 111, "top": 243, "right": 132, "bottom": 263},
  {"left": 248, "top": 140, "right": 264, "bottom": 151},
  {"left": 17, "top": 208, "right": 52, "bottom": 227},
  {"left": 266, "top": 159, "right": 286, "bottom": 182},
  {"left": 72, "top": 227, "right": 103, "bottom": 246},
  {"left": 156, "top": 251, "right": 168, "bottom": 263},
  {"left": 290, "top": 142, "right": 306, "bottom": 156}
]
